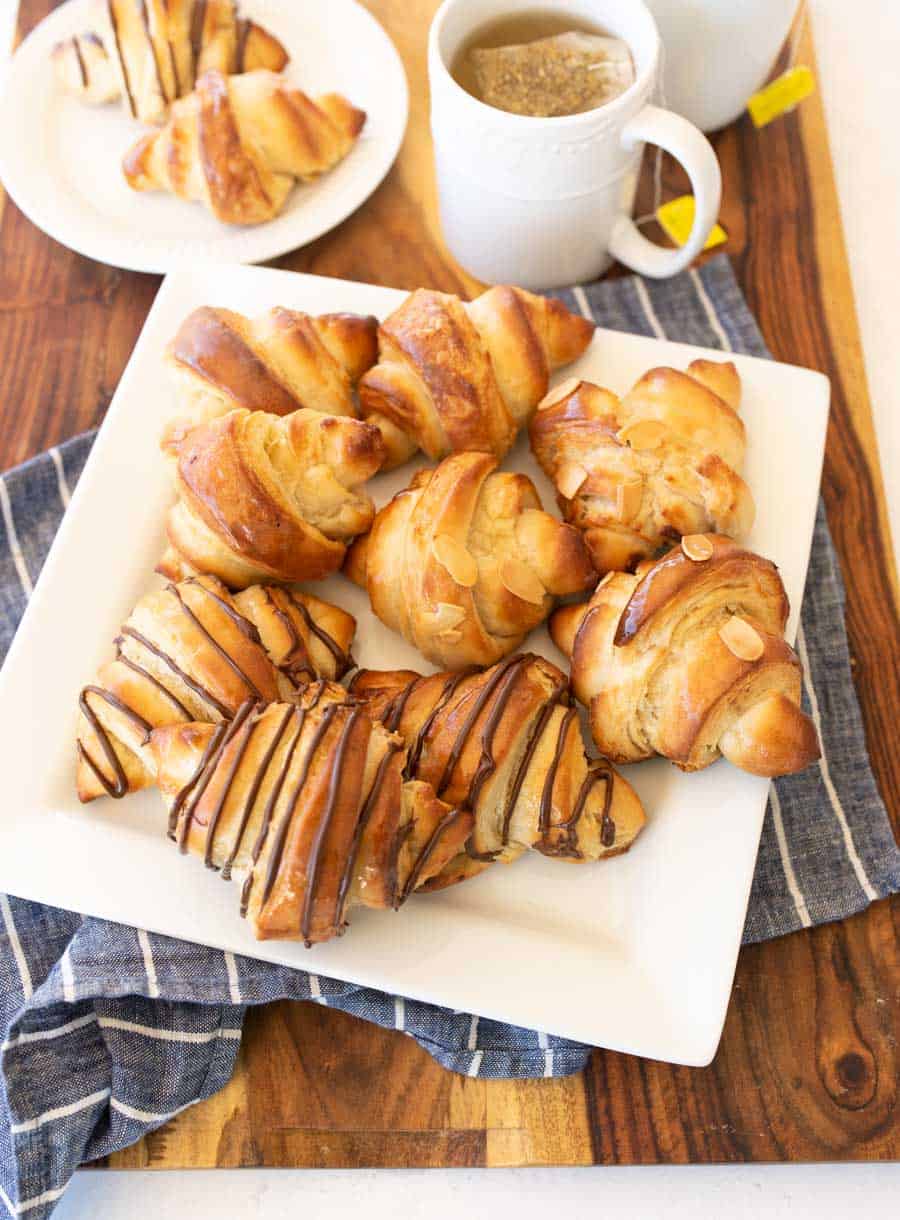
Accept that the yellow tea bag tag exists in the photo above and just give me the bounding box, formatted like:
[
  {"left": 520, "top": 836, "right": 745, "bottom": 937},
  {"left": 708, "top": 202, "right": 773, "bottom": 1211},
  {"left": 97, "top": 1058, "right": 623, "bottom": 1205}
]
[
  {"left": 748, "top": 65, "right": 815, "bottom": 127},
  {"left": 656, "top": 195, "right": 727, "bottom": 251}
]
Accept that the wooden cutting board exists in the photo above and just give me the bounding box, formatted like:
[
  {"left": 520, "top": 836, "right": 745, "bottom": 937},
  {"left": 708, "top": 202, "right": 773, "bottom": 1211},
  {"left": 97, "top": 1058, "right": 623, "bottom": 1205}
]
[{"left": 1, "top": 1, "right": 897, "bottom": 1167}]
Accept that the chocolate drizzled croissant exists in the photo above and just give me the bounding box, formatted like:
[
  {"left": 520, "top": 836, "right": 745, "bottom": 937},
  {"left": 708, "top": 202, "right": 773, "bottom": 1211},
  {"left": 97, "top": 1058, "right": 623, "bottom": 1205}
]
[
  {"left": 76, "top": 575, "right": 356, "bottom": 802},
  {"left": 150, "top": 683, "right": 474, "bottom": 943},
  {"left": 53, "top": 0, "right": 289, "bottom": 125},
  {"left": 349, "top": 653, "right": 646, "bottom": 885}
]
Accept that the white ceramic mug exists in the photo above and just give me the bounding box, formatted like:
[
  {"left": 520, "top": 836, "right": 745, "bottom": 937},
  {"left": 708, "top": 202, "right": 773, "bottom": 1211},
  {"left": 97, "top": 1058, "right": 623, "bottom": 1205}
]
[
  {"left": 428, "top": 0, "right": 722, "bottom": 289},
  {"left": 646, "top": 0, "right": 803, "bottom": 133}
]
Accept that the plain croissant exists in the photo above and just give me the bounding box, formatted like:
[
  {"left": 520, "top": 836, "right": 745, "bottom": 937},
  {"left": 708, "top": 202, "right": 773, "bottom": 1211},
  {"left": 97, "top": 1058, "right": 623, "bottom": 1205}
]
[
  {"left": 348, "top": 652, "right": 646, "bottom": 886},
  {"left": 162, "top": 305, "right": 378, "bottom": 452},
  {"left": 357, "top": 286, "right": 595, "bottom": 469},
  {"left": 123, "top": 69, "right": 366, "bottom": 225},
  {"left": 53, "top": 0, "right": 289, "bottom": 124},
  {"left": 76, "top": 574, "right": 356, "bottom": 802},
  {"left": 150, "top": 684, "right": 475, "bottom": 943},
  {"left": 159, "top": 407, "right": 385, "bottom": 589},
  {"left": 530, "top": 361, "right": 755, "bottom": 574},
  {"left": 344, "top": 451, "right": 596, "bottom": 669},
  {"left": 550, "top": 534, "right": 820, "bottom": 777}
]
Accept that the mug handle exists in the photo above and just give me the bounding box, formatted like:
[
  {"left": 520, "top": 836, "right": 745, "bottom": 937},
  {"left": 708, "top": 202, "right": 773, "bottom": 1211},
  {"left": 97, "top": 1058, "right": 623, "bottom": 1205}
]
[{"left": 608, "top": 104, "right": 722, "bottom": 279}]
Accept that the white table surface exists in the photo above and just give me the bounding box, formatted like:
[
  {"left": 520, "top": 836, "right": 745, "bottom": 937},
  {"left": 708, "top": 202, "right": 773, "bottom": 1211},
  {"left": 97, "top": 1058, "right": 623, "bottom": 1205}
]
[{"left": 1, "top": 1, "right": 897, "bottom": 1215}]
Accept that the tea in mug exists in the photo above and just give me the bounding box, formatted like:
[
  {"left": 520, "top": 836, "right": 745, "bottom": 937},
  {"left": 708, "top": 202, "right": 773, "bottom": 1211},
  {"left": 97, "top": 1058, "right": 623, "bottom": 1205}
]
[{"left": 450, "top": 10, "right": 635, "bottom": 117}]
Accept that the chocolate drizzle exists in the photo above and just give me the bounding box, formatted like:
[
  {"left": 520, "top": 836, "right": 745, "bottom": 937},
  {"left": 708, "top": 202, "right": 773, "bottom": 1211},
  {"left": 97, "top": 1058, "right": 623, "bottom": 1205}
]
[
  {"left": 73, "top": 37, "right": 88, "bottom": 88},
  {"left": 543, "top": 759, "right": 615, "bottom": 859},
  {"left": 399, "top": 808, "right": 468, "bottom": 903},
  {"left": 202, "top": 711, "right": 260, "bottom": 867},
  {"left": 263, "top": 588, "right": 353, "bottom": 684},
  {"left": 221, "top": 704, "right": 294, "bottom": 880},
  {"left": 190, "top": 0, "right": 209, "bottom": 71},
  {"left": 107, "top": 0, "right": 137, "bottom": 117},
  {"left": 170, "top": 699, "right": 257, "bottom": 845},
  {"left": 258, "top": 704, "right": 340, "bottom": 911},
  {"left": 298, "top": 707, "right": 363, "bottom": 945},
  {"left": 167, "top": 582, "right": 265, "bottom": 701},
  {"left": 77, "top": 685, "right": 152, "bottom": 798},
  {"left": 236, "top": 17, "right": 251, "bottom": 72},
  {"left": 538, "top": 706, "right": 577, "bottom": 840},
  {"left": 500, "top": 684, "right": 567, "bottom": 846},
  {"left": 240, "top": 708, "right": 307, "bottom": 915},
  {"left": 335, "top": 739, "right": 402, "bottom": 919},
  {"left": 114, "top": 649, "right": 193, "bottom": 719},
  {"left": 139, "top": 0, "right": 167, "bottom": 105},
  {"left": 118, "top": 627, "right": 230, "bottom": 718},
  {"left": 403, "top": 668, "right": 476, "bottom": 780},
  {"left": 436, "top": 655, "right": 525, "bottom": 799},
  {"left": 381, "top": 675, "right": 425, "bottom": 733}
]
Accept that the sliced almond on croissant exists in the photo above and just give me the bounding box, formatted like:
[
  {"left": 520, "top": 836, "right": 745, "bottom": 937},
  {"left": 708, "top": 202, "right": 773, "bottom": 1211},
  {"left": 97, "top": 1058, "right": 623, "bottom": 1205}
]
[
  {"left": 538, "top": 376, "right": 582, "bottom": 411},
  {"left": 500, "top": 559, "right": 546, "bottom": 605},
  {"left": 719, "top": 615, "right": 764, "bottom": 661},
  {"left": 430, "top": 602, "right": 467, "bottom": 631},
  {"left": 432, "top": 534, "right": 478, "bottom": 587},
  {"left": 555, "top": 460, "right": 589, "bottom": 500},
  {"left": 681, "top": 534, "right": 714, "bottom": 561},
  {"left": 616, "top": 419, "right": 666, "bottom": 450},
  {"left": 616, "top": 477, "right": 643, "bottom": 523}
]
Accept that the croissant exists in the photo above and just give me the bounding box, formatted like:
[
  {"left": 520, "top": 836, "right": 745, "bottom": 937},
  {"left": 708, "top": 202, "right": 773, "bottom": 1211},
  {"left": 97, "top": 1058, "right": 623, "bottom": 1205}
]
[
  {"left": 550, "top": 534, "right": 820, "bottom": 777},
  {"left": 150, "top": 684, "right": 475, "bottom": 943},
  {"left": 159, "top": 407, "right": 385, "bottom": 589},
  {"left": 53, "top": 0, "right": 289, "bottom": 124},
  {"left": 76, "top": 575, "right": 355, "bottom": 802},
  {"left": 162, "top": 305, "right": 378, "bottom": 452},
  {"left": 123, "top": 69, "right": 366, "bottom": 225},
  {"left": 344, "top": 451, "right": 596, "bottom": 669},
  {"left": 357, "top": 286, "right": 595, "bottom": 469},
  {"left": 348, "top": 653, "right": 646, "bottom": 885},
  {"left": 530, "top": 361, "right": 755, "bottom": 574}
]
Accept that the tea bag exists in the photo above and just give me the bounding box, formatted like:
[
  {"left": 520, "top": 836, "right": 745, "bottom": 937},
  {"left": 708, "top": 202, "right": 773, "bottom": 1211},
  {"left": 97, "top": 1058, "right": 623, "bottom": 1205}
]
[{"left": 470, "top": 32, "right": 634, "bottom": 117}]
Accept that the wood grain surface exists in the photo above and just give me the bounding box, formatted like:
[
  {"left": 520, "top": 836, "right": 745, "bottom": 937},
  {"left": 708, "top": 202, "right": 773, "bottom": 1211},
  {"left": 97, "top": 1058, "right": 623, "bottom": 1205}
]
[{"left": 2, "top": 0, "right": 897, "bottom": 1168}]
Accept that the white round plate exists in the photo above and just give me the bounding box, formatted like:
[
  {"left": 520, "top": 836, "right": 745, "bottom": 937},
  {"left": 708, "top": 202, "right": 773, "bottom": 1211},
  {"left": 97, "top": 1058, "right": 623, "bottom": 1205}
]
[{"left": 0, "top": 0, "right": 409, "bottom": 273}]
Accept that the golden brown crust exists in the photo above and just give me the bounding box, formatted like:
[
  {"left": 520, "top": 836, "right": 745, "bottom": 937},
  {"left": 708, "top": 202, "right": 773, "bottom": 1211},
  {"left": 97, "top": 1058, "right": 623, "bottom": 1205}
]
[
  {"left": 122, "top": 70, "right": 365, "bottom": 225},
  {"left": 163, "top": 407, "right": 384, "bottom": 589},
  {"left": 76, "top": 576, "right": 356, "bottom": 802},
  {"left": 351, "top": 654, "right": 647, "bottom": 873},
  {"left": 150, "top": 689, "right": 474, "bottom": 944},
  {"left": 551, "top": 535, "right": 821, "bottom": 776},
  {"left": 346, "top": 450, "right": 595, "bottom": 668},
  {"left": 358, "top": 286, "right": 594, "bottom": 469},
  {"left": 530, "top": 362, "right": 755, "bottom": 574},
  {"left": 55, "top": 1, "right": 291, "bottom": 123},
  {"left": 163, "top": 305, "right": 377, "bottom": 452}
]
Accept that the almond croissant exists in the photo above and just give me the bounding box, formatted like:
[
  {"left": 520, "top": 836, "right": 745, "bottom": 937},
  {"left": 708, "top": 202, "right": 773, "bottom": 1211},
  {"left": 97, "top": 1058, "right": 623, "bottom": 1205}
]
[
  {"left": 53, "top": 0, "right": 289, "bottom": 124},
  {"left": 123, "top": 69, "right": 366, "bottom": 225},
  {"left": 530, "top": 361, "right": 755, "bottom": 574},
  {"left": 344, "top": 451, "right": 595, "bottom": 669},
  {"left": 76, "top": 575, "right": 355, "bottom": 802},
  {"left": 550, "top": 535, "right": 820, "bottom": 777},
  {"left": 357, "top": 286, "right": 595, "bottom": 469},
  {"left": 159, "top": 407, "right": 385, "bottom": 589},
  {"left": 348, "top": 653, "right": 646, "bottom": 885},
  {"left": 162, "top": 305, "right": 378, "bottom": 452},
  {"left": 150, "top": 685, "right": 474, "bottom": 943}
]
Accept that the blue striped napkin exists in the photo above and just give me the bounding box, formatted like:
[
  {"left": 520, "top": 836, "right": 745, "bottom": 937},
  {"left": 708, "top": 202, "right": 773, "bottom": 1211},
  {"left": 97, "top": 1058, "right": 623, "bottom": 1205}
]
[{"left": 1, "top": 255, "right": 898, "bottom": 1219}]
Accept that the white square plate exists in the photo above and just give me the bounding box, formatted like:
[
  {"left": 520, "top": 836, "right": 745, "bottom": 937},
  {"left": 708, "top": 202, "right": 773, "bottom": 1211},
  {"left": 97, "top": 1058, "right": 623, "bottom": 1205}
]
[{"left": 0, "top": 266, "right": 829, "bottom": 1065}]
